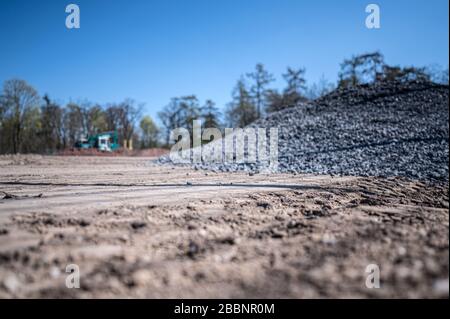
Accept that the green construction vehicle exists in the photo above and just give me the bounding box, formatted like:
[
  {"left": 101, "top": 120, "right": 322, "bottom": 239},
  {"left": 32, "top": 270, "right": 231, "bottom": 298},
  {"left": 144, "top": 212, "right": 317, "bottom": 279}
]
[{"left": 74, "top": 131, "right": 120, "bottom": 152}]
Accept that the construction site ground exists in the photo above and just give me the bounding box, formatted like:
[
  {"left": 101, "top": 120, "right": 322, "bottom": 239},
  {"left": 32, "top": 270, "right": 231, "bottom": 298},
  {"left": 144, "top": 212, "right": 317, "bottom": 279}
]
[{"left": 0, "top": 155, "right": 448, "bottom": 298}]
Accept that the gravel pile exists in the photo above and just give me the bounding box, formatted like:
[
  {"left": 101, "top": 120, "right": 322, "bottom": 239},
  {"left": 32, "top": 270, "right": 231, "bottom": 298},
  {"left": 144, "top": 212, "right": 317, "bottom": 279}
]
[{"left": 160, "top": 80, "right": 449, "bottom": 181}]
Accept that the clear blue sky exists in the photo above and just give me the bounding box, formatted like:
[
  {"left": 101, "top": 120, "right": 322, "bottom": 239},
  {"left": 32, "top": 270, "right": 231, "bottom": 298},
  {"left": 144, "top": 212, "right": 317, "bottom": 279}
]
[{"left": 0, "top": 0, "right": 448, "bottom": 121}]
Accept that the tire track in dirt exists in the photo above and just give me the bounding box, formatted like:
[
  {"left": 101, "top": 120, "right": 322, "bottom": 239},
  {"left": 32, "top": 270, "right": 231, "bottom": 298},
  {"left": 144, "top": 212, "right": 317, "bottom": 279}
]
[{"left": 0, "top": 156, "right": 448, "bottom": 298}]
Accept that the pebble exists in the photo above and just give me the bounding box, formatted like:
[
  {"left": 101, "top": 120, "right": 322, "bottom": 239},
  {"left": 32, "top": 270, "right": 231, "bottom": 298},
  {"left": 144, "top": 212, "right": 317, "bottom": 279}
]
[{"left": 158, "top": 81, "right": 449, "bottom": 182}]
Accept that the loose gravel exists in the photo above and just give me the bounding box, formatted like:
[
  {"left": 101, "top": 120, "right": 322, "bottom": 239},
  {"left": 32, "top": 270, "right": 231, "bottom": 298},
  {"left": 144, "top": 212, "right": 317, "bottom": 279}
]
[{"left": 160, "top": 81, "right": 449, "bottom": 182}]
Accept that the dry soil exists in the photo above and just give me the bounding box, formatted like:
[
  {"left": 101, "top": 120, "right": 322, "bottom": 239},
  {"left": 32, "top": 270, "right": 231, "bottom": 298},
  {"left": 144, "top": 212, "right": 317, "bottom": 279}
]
[{"left": 0, "top": 155, "right": 448, "bottom": 298}]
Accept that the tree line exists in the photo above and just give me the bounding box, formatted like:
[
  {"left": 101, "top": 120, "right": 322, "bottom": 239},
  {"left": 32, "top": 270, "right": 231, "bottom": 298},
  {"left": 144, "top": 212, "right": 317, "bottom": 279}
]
[
  {"left": 157, "top": 51, "right": 448, "bottom": 144},
  {"left": 0, "top": 80, "right": 158, "bottom": 154},
  {"left": 0, "top": 51, "right": 448, "bottom": 154}
]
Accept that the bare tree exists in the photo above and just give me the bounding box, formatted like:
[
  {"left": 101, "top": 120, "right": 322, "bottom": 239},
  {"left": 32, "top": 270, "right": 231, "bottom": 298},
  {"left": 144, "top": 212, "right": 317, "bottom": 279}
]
[
  {"left": 178, "top": 95, "right": 200, "bottom": 139},
  {"left": 64, "top": 103, "right": 84, "bottom": 146},
  {"left": 158, "top": 96, "right": 201, "bottom": 146},
  {"left": 0, "top": 79, "right": 40, "bottom": 153},
  {"left": 117, "top": 99, "right": 143, "bottom": 148},
  {"left": 41, "top": 95, "right": 65, "bottom": 152},
  {"left": 83, "top": 103, "right": 107, "bottom": 135},
  {"left": 140, "top": 115, "right": 159, "bottom": 148},
  {"left": 158, "top": 99, "right": 179, "bottom": 146}
]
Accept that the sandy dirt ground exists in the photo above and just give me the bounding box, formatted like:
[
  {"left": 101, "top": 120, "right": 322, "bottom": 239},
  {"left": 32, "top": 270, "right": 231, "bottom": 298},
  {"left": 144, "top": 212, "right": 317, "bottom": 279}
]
[{"left": 0, "top": 155, "right": 448, "bottom": 298}]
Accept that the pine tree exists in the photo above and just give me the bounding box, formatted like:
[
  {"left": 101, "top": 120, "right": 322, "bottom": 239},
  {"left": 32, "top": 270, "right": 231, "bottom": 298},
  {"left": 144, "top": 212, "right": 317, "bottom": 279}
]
[
  {"left": 226, "top": 79, "right": 257, "bottom": 127},
  {"left": 246, "top": 63, "right": 274, "bottom": 118},
  {"left": 201, "top": 99, "right": 221, "bottom": 129}
]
